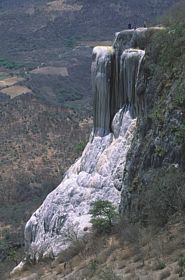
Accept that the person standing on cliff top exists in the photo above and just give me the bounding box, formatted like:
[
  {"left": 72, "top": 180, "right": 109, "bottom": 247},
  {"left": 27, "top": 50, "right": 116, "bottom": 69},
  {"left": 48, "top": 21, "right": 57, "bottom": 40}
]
[{"left": 128, "top": 23, "right": 132, "bottom": 29}]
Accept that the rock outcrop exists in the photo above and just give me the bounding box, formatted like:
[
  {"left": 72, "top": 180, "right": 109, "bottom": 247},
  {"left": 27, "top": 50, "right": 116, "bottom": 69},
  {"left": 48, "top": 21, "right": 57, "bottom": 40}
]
[
  {"left": 24, "top": 27, "right": 163, "bottom": 260},
  {"left": 120, "top": 28, "right": 185, "bottom": 224}
]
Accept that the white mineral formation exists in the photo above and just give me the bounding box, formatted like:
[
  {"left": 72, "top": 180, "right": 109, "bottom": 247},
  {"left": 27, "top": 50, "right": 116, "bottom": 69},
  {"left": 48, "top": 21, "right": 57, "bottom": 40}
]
[
  {"left": 25, "top": 109, "right": 136, "bottom": 260},
  {"left": 24, "top": 27, "right": 163, "bottom": 261}
]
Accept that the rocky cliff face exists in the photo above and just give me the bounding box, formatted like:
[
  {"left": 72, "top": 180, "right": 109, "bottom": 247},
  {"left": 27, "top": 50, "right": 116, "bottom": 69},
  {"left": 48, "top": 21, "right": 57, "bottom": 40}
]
[
  {"left": 24, "top": 27, "right": 166, "bottom": 261},
  {"left": 120, "top": 26, "right": 185, "bottom": 225}
]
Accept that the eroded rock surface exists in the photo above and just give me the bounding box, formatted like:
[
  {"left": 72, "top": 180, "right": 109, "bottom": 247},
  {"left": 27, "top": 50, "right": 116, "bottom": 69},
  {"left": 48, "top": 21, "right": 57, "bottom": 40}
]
[
  {"left": 25, "top": 110, "right": 136, "bottom": 260},
  {"left": 24, "top": 27, "right": 164, "bottom": 260}
]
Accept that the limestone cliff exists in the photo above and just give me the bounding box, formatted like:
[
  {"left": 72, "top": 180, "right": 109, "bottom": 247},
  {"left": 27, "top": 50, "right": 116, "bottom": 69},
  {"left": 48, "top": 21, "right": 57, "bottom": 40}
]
[{"left": 24, "top": 26, "right": 177, "bottom": 261}]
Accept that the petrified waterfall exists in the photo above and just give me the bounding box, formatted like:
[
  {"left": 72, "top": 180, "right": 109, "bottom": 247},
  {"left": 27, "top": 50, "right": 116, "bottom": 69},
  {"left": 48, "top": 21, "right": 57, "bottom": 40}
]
[
  {"left": 120, "top": 49, "right": 145, "bottom": 118},
  {"left": 92, "top": 46, "right": 114, "bottom": 136},
  {"left": 92, "top": 37, "right": 145, "bottom": 137},
  {"left": 23, "top": 28, "right": 150, "bottom": 261}
]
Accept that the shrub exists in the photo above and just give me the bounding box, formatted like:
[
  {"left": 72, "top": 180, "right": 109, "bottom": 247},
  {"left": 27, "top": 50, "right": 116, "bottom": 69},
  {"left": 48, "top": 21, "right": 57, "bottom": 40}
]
[
  {"left": 175, "top": 124, "right": 185, "bottom": 143},
  {"left": 178, "top": 255, "right": 185, "bottom": 277},
  {"left": 88, "top": 259, "right": 98, "bottom": 273},
  {"left": 98, "top": 267, "right": 121, "bottom": 280},
  {"left": 174, "top": 80, "right": 185, "bottom": 107},
  {"left": 156, "top": 259, "right": 166, "bottom": 270},
  {"left": 74, "top": 141, "right": 86, "bottom": 153},
  {"left": 89, "top": 200, "right": 118, "bottom": 234}
]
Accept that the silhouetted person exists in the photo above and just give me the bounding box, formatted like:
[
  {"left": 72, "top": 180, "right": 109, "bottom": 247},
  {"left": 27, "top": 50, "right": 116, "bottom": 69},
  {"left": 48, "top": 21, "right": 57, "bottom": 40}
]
[
  {"left": 144, "top": 21, "right": 147, "bottom": 28},
  {"left": 128, "top": 23, "right": 132, "bottom": 29}
]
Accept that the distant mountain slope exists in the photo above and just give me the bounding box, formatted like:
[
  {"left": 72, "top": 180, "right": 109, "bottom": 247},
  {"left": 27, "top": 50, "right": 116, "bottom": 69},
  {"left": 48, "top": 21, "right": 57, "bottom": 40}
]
[
  {"left": 0, "top": 0, "right": 176, "bottom": 106},
  {"left": 0, "top": 0, "right": 177, "bottom": 110},
  {"left": 0, "top": 0, "right": 177, "bottom": 57}
]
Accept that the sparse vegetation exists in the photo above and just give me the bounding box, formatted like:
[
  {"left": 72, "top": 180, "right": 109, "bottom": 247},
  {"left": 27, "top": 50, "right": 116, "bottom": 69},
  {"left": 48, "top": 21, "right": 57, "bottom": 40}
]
[
  {"left": 98, "top": 267, "right": 121, "bottom": 280},
  {"left": 64, "top": 36, "right": 79, "bottom": 48},
  {"left": 137, "top": 168, "right": 185, "bottom": 226},
  {"left": 175, "top": 124, "right": 185, "bottom": 143},
  {"left": 174, "top": 80, "right": 185, "bottom": 107},
  {"left": 154, "top": 145, "right": 166, "bottom": 157},
  {"left": 149, "top": 106, "right": 164, "bottom": 125},
  {"left": 9, "top": 212, "right": 185, "bottom": 280},
  {"left": 0, "top": 72, "right": 9, "bottom": 80},
  {"left": 88, "top": 259, "right": 98, "bottom": 273},
  {"left": 0, "top": 96, "right": 91, "bottom": 205},
  {"left": 57, "top": 89, "right": 83, "bottom": 104},
  {"left": 151, "top": 3, "right": 185, "bottom": 71},
  {"left": 178, "top": 255, "right": 185, "bottom": 277},
  {"left": 74, "top": 141, "right": 86, "bottom": 153},
  {"left": 156, "top": 259, "right": 166, "bottom": 270},
  {"left": 0, "top": 228, "right": 23, "bottom": 273},
  {"left": 0, "top": 58, "right": 25, "bottom": 70},
  {"left": 0, "top": 96, "right": 91, "bottom": 278}
]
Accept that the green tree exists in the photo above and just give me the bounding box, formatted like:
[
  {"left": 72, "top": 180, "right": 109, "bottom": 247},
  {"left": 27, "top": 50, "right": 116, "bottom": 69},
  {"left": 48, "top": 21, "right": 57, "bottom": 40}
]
[{"left": 89, "top": 200, "right": 118, "bottom": 234}]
